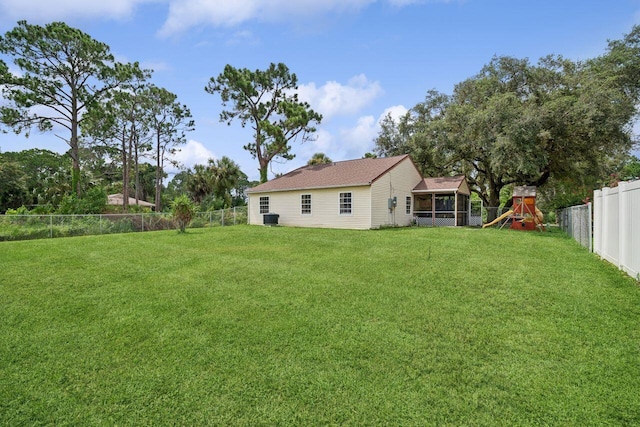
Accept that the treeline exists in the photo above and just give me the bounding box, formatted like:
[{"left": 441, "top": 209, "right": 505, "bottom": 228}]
[
  {"left": 0, "top": 21, "right": 195, "bottom": 213},
  {"left": 0, "top": 21, "right": 261, "bottom": 215},
  {"left": 375, "top": 28, "right": 640, "bottom": 214},
  {"left": 0, "top": 147, "right": 256, "bottom": 214}
]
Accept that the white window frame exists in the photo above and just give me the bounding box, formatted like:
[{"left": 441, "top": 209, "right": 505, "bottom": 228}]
[
  {"left": 339, "top": 192, "right": 352, "bottom": 215},
  {"left": 301, "top": 194, "right": 312, "bottom": 215},
  {"left": 259, "top": 196, "right": 269, "bottom": 214},
  {"left": 406, "top": 196, "right": 412, "bottom": 215}
]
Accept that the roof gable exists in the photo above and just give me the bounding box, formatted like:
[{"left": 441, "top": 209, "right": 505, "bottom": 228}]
[
  {"left": 413, "top": 176, "right": 469, "bottom": 194},
  {"left": 247, "top": 155, "right": 415, "bottom": 193}
]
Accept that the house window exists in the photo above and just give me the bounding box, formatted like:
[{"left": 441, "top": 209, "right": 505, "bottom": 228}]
[
  {"left": 339, "top": 192, "right": 352, "bottom": 214},
  {"left": 259, "top": 196, "right": 269, "bottom": 214},
  {"left": 301, "top": 194, "right": 311, "bottom": 215},
  {"left": 406, "top": 196, "right": 412, "bottom": 215}
]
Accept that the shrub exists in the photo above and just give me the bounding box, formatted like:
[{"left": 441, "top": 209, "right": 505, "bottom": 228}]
[
  {"left": 57, "top": 187, "right": 107, "bottom": 214},
  {"left": 171, "top": 195, "right": 196, "bottom": 233},
  {"left": 5, "top": 206, "right": 29, "bottom": 215}
]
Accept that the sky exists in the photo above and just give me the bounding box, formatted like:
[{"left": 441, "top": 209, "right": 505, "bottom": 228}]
[{"left": 1, "top": 0, "right": 639, "bottom": 182}]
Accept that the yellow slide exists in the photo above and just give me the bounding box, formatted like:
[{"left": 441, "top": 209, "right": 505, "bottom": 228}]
[
  {"left": 482, "top": 209, "right": 513, "bottom": 228},
  {"left": 534, "top": 207, "right": 546, "bottom": 231}
]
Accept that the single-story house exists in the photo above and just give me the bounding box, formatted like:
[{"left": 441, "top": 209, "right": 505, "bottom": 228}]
[
  {"left": 247, "top": 155, "right": 474, "bottom": 229},
  {"left": 107, "top": 194, "right": 155, "bottom": 209}
]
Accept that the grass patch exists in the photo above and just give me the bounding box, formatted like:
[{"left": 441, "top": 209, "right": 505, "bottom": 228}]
[{"left": 1, "top": 226, "right": 639, "bottom": 425}]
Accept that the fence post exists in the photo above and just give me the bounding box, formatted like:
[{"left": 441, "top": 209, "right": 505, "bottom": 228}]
[
  {"left": 587, "top": 202, "right": 593, "bottom": 252},
  {"left": 602, "top": 187, "right": 610, "bottom": 262},
  {"left": 234, "top": 206, "right": 237, "bottom": 225},
  {"left": 50, "top": 214, "right": 53, "bottom": 238},
  {"left": 593, "top": 190, "right": 601, "bottom": 255},
  {"left": 618, "top": 181, "right": 628, "bottom": 273}
]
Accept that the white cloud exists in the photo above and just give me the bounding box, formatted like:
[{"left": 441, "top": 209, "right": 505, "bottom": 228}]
[
  {"left": 0, "top": 0, "right": 424, "bottom": 36},
  {"left": 387, "top": 0, "right": 421, "bottom": 5},
  {"left": 380, "top": 104, "right": 409, "bottom": 123},
  {"left": 140, "top": 60, "right": 171, "bottom": 73},
  {"left": 298, "top": 74, "right": 383, "bottom": 121},
  {"left": 168, "top": 139, "right": 215, "bottom": 172},
  {"left": 339, "top": 115, "right": 378, "bottom": 156},
  {"left": 225, "top": 30, "right": 259, "bottom": 46},
  {"left": 0, "top": 0, "right": 156, "bottom": 23},
  {"left": 272, "top": 104, "right": 408, "bottom": 175},
  {"left": 158, "top": 0, "right": 418, "bottom": 36},
  {"left": 158, "top": 0, "right": 260, "bottom": 36},
  {"left": 330, "top": 104, "right": 408, "bottom": 158},
  {"left": 298, "top": 128, "right": 335, "bottom": 158}
]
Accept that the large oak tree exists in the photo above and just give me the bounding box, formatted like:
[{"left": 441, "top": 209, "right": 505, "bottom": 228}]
[{"left": 376, "top": 48, "right": 638, "bottom": 218}]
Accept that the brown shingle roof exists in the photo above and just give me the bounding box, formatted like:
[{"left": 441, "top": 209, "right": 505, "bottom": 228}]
[
  {"left": 107, "top": 193, "right": 155, "bottom": 208},
  {"left": 247, "top": 155, "right": 412, "bottom": 193},
  {"left": 413, "top": 176, "right": 466, "bottom": 192}
]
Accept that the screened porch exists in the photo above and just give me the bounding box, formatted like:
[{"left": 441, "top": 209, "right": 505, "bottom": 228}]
[
  {"left": 411, "top": 176, "right": 473, "bottom": 227},
  {"left": 413, "top": 193, "right": 470, "bottom": 226}
]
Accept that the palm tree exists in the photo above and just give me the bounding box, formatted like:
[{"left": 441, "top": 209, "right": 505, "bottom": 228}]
[
  {"left": 307, "top": 152, "right": 332, "bottom": 166},
  {"left": 186, "top": 164, "right": 212, "bottom": 204},
  {"left": 209, "top": 156, "right": 243, "bottom": 208}
]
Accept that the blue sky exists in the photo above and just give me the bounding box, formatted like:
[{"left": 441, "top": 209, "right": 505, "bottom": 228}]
[{"left": 1, "top": 0, "right": 639, "bottom": 182}]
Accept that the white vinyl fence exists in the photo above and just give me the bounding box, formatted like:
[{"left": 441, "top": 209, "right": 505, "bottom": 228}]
[
  {"left": 593, "top": 180, "right": 640, "bottom": 279},
  {"left": 557, "top": 203, "right": 592, "bottom": 251}
]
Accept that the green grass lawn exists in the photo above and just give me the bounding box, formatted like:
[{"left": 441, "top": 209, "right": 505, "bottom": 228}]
[{"left": 1, "top": 226, "right": 639, "bottom": 425}]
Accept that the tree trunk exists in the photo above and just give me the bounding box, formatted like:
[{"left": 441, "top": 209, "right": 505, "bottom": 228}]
[
  {"left": 122, "top": 129, "right": 129, "bottom": 212},
  {"left": 71, "top": 99, "right": 81, "bottom": 197},
  {"left": 259, "top": 166, "right": 268, "bottom": 183},
  {"left": 155, "top": 132, "right": 162, "bottom": 212},
  {"left": 134, "top": 135, "right": 141, "bottom": 204},
  {"left": 258, "top": 150, "right": 269, "bottom": 183},
  {"left": 70, "top": 153, "right": 81, "bottom": 198},
  {"left": 485, "top": 177, "right": 503, "bottom": 223}
]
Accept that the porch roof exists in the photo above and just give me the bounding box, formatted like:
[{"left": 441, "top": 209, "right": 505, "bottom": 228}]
[{"left": 412, "top": 175, "right": 470, "bottom": 195}]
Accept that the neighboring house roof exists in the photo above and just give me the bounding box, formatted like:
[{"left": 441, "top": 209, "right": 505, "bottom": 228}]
[
  {"left": 413, "top": 175, "right": 468, "bottom": 194},
  {"left": 107, "top": 193, "right": 155, "bottom": 208},
  {"left": 247, "top": 155, "right": 414, "bottom": 193}
]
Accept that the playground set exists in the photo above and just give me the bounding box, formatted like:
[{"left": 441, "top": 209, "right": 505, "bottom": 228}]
[{"left": 483, "top": 186, "right": 546, "bottom": 231}]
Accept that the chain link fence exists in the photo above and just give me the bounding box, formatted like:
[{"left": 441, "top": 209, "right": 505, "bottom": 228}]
[
  {"left": 0, "top": 206, "right": 248, "bottom": 241},
  {"left": 557, "top": 203, "right": 592, "bottom": 251}
]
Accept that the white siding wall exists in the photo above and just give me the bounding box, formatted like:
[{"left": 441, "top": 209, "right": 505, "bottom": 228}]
[
  {"left": 370, "top": 158, "right": 423, "bottom": 228},
  {"left": 249, "top": 186, "right": 372, "bottom": 229},
  {"left": 247, "top": 195, "right": 260, "bottom": 225}
]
